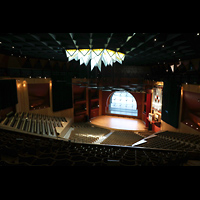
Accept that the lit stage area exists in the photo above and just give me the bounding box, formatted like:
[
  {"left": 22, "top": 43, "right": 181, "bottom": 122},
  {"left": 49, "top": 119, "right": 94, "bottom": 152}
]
[{"left": 90, "top": 115, "right": 146, "bottom": 132}]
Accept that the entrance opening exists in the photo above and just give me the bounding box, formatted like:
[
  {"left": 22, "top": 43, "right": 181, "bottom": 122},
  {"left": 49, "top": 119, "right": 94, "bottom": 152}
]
[{"left": 108, "top": 91, "right": 138, "bottom": 116}]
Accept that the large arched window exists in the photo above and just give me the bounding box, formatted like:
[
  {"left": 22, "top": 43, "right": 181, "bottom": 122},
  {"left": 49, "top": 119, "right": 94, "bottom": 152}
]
[{"left": 108, "top": 91, "right": 138, "bottom": 116}]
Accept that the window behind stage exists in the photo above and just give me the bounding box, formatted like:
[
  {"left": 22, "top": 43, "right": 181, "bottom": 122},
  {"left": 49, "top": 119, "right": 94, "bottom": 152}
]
[{"left": 108, "top": 91, "right": 138, "bottom": 116}]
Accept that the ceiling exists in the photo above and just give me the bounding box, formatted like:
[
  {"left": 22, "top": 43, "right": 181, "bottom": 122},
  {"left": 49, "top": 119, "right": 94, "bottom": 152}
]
[{"left": 0, "top": 33, "right": 200, "bottom": 66}]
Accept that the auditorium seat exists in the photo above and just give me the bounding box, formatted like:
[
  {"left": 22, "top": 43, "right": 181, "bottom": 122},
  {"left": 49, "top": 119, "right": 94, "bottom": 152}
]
[
  {"left": 86, "top": 156, "right": 102, "bottom": 163},
  {"left": 136, "top": 131, "right": 200, "bottom": 152},
  {"left": 119, "top": 157, "right": 136, "bottom": 166},
  {"left": 18, "top": 154, "right": 38, "bottom": 165},
  {"left": 54, "top": 152, "right": 70, "bottom": 160},
  {"left": 31, "top": 157, "right": 55, "bottom": 166},
  {"left": 101, "top": 130, "right": 143, "bottom": 146},
  {"left": 39, "top": 152, "right": 57, "bottom": 159},
  {"left": 94, "top": 160, "right": 108, "bottom": 166},
  {"left": 70, "top": 155, "right": 86, "bottom": 162},
  {"left": 22, "top": 145, "right": 37, "bottom": 155},
  {"left": 72, "top": 160, "right": 94, "bottom": 166},
  {"left": 51, "top": 158, "right": 73, "bottom": 166},
  {"left": 69, "top": 123, "right": 110, "bottom": 144}
]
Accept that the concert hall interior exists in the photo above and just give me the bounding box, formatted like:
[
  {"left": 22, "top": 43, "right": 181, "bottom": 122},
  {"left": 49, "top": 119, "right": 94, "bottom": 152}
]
[{"left": 1, "top": 33, "right": 200, "bottom": 166}]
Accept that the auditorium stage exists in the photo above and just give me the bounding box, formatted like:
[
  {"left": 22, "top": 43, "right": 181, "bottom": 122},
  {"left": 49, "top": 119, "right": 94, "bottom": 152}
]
[{"left": 90, "top": 115, "right": 147, "bottom": 132}]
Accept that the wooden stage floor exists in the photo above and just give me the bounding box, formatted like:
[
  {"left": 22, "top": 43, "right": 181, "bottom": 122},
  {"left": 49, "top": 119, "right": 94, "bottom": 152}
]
[{"left": 90, "top": 115, "right": 147, "bottom": 132}]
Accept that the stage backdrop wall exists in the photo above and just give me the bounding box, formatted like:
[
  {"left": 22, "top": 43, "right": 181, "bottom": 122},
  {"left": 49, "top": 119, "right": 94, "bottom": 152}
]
[{"left": 101, "top": 90, "right": 144, "bottom": 119}]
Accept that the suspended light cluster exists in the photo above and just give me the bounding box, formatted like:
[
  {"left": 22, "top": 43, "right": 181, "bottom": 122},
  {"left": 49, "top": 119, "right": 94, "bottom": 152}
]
[{"left": 65, "top": 49, "right": 125, "bottom": 71}]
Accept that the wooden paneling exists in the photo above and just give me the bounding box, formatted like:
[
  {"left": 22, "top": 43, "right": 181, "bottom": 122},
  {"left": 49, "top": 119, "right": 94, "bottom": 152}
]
[
  {"left": 183, "top": 91, "right": 200, "bottom": 112},
  {"left": 89, "top": 89, "right": 99, "bottom": 119},
  {"left": 145, "top": 93, "right": 152, "bottom": 127},
  {"left": 72, "top": 82, "right": 87, "bottom": 122},
  {"left": 15, "top": 77, "right": 73, "bottom": 119}
]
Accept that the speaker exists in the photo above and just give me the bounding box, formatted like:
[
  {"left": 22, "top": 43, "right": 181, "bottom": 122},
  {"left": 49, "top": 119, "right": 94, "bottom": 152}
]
[
  {"left": 52, "top": 74, "right": 73, "bottom": 112},
  {"left": 0, "top": 79, "right": 18, "bottom": 109},
  {"left": 161, "top": 80, "right": 181, "bottom": 128}
]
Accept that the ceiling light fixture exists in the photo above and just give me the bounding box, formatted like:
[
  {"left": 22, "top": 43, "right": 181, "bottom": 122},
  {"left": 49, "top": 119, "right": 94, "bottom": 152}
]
[{"left": 65, "top": 49, "right": 125, "bottom": 71}]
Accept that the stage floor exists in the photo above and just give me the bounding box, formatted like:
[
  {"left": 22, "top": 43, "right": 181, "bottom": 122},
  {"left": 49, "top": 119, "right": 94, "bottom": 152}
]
[{"left": 90, "top": 115, "right": 147, "bottom": 132}]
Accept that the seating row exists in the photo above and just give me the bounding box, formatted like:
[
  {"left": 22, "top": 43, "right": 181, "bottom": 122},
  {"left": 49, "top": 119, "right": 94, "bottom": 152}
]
[
  {"left": 101, "top": 130, "right": 144, "bottom": 146},
  {"left": 0, "top": 112, "right": 67, "bottom": 138},
  {"left": 136, "top": 133, "right": 200, "bottom": 152},
  {"left": 69, "top": 123, "right": 110, "bottom": 144},
  {"left": 158, "top": 131, "right": 200, "bottom": 145},
  {"left": 0, "top": 128, "right": 190, "bottom": 166}
]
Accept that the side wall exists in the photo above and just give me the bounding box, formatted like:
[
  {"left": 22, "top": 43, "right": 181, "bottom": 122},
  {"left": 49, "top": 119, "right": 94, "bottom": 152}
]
[{"left": 161, "top": 83, "right": 200, "bottom": 135}]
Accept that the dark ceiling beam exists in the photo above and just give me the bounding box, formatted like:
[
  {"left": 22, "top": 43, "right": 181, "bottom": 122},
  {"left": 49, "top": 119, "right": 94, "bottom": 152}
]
[
  {"left": 89, "top": 33, "right": 93, "bottom": 48},
  {"left": 131, "top": 33, "right": 159, "bottom": 52},
  {"left": 0, "top": 35, "right": 12, "bottom": 44},
  {"left": 69, "top": 33, "right": 77, "bottom": 49},
  {"left": 30, "top": 34, "right": 47, "bottom": 49},
  {"left": 48, "top": 33, "right": 62, "bottom": 46},
  {"left": 104, "top": 33, "right": 113, "bottom": 49},
  {"left": 29, "top": 33, "right": 60, "bottom": 59},
  {"left": 10, "top": 34, "right": 26, "bottom": 43},
  {"left": 118, "top": 33, "right": 136, "bottom": 53}
]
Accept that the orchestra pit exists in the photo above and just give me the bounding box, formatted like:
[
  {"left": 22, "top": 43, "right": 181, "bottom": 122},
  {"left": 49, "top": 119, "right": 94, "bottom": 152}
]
[{"left": 1, "top": 33, "right": 200, "bottom": 166}]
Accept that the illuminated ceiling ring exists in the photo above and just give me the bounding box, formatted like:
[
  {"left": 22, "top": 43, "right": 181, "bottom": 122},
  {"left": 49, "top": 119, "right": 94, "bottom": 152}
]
[{"left": 65, "top": 49, "right": 125, "bottom": 71}]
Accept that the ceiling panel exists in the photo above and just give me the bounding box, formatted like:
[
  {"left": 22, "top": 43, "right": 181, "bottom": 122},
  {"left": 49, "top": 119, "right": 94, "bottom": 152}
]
[{"left": 0, "top": 33, "right": 199, "bottom": 66}]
